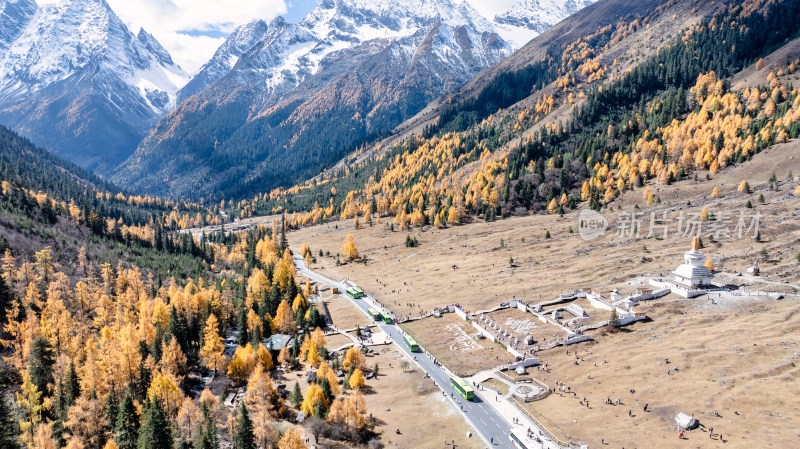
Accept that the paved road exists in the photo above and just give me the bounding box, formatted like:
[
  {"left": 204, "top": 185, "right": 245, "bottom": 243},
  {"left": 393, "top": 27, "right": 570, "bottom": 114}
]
[{"left": 294, "top": 256, "right": 527, "bottom": 449}]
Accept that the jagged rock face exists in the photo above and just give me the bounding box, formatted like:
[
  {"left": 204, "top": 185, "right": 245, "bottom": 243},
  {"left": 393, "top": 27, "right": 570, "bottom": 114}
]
[
  {"left": 114, "top": 0, "right": 512, "bottom": 198},
  {"left": 0, "top": 0, "right": 187, "bottom": 171},
  {"left": 176, "top": 19, "right": 270, "bottom": 103}
]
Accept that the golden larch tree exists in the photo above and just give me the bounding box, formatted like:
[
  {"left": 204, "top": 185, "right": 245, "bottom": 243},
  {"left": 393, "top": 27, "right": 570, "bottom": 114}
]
[
  {"left": 300, "top": 384, "right": 327, "bottom": 417},
  {"left": 245, "top": 365, "right": 279, "bottom": 448},
  {"left": 342, "top": 346, "right": 366, "bottom": 372},
  {"left": 274, "top": 300, "right": 297, "bottom": 335},
  {"left": 148, "top": 372, "right": 183, "bottom": 417},
  {"left": 277, "top": 428, "right": 307, "bottom": 449},
  {"left": 328, "top": 391, "right": 367, "bottom": 432},
  {"left": 340, "top": 234, "right": 359, "bottom": 261},
  {"left": 65, "top": 395, "right": 109, "bottom": 449},
  {"left": 199, "top": 314, "right": 226, "bottom": 376},
  {"left": 348, "top": 368, "right": 366, "bottom": 390}
]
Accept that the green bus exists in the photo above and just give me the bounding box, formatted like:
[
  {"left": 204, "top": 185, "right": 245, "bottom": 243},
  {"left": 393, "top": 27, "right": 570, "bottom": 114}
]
[
  {"left": 450, "top": 376, "right": 475, "bottom": 400},
  {"left": 379, "top": 311, "right": 392, "bottom": 324},
  {"left": 345, "top": 287, "right": 365, "bottom": 299},
  {"left": 367, "top": 308, "right": 381, "bottom": 320},
  {"left": 403, "top": 334, "right": 419, "bottom": 352}
]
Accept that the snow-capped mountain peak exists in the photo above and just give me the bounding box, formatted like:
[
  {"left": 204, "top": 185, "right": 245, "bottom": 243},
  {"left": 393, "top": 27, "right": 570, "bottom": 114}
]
[
  {"left": 0, "top": 0, "right": 187, "bottom": 108},
  {"left": 138, "top": 28, "right": 174, "bottom": 66},
  {"left": 493, "top": 0, "right": 597, "bottom": 48},
  {"left": 177, "top": 18, "right": 270, "bottom": 102},
  {"left": 0, "top": 0, "right": 189, "bottom": 171}
]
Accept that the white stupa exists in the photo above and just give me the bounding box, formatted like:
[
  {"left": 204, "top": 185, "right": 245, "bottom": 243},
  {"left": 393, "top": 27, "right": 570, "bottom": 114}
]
[
  {"left": 650, "top": 238, "right": 720, "bottom": 298},
  {"left": 672, "top": 238, "right": 714, "bottom": 287}
]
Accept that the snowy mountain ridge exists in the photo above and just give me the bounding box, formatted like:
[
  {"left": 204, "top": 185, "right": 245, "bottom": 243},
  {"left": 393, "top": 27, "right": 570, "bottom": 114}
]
[
  {"left": 0, "top": 0, "right": 188, "bottom": 170},
  {"left": 0, "top": 0, "right": 187, "bottom": 111}
]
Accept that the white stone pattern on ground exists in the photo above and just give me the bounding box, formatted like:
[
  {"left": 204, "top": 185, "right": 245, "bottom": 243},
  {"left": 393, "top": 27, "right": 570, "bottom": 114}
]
[{"left": 437, "top": 323, "right": 486, "bottom": 353}]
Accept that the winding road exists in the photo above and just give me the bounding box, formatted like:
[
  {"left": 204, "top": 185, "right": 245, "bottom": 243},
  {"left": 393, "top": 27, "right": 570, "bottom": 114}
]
[{"left": 293, "top": 254, "right": 564, "bottom": 449}]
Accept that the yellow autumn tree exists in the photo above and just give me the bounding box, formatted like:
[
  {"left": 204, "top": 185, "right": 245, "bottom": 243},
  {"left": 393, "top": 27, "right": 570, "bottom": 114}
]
[
  {"left": 245, "top": 365, "right": 279, "bottom": 448},
  {"left": 300, "top": 383, "right": 328, "bottom": 417},
  {"left": 277, "top": 428, "right": 307, "bottom": 449},
  {"left": 274, "top": 300, "right": 297, "bottom": 334},
  {"left": 348, "top": 368, "right": 366, "bottom": 389},
  {"left": 447, "top": 206, "right": 460, "bottom": 224},
  {"left": 317, "top": 361, "right": 339, "bottom": 395},
  {"left": 160, "top": 336, "right": 187, "bottom": 383},
  {"left": 228, "top": 344, "right": 256, "bottom": 386},
  {"left": 327, "top": 391, "right": 366, "bottom": 432},
  {"left": 546, "top": 198, "right": 558, "bottom": 214},
  {"left": 291, "top": 294, "right": 307, "bottom": 312},
  {"left": 704, "top": 259, "right": 715, "bottom": 272},
  {"left": 65, "top": 395, "right": 109, "bottom": 448},
  {"left": 700, "top": 208, "right": 709, "bottom": 221},
  {"left": 32, "top": 423, "right": 57, "bottom": 449},
  {"left": 340, "top": 234, "right": 359, "bottom": 261},
  {"left": 580, "top": 181, "right": 591, "bottom": 200},
  {"left": 711, "top": 187, "right": 720, "bottom": 198},
  {"left": 199, "top": 314, "right": 226, "bottom": 376},
  {"left": 738, "top": 180, "right": 750, "bottom": 193},
  {"left": 256, "top": 343, "right": 273, "bottom": 371},
  {"left": 342, "top": 346, "right": 365, "bottom": 372},
  {"left": 277, "top": 346, "right": 291, "bottom": 367},
  {"left": 17, "top": 370, "right": 43, "bottom": 447},
  {"left": 148, "top": 372, "right": 183, "bottom": 416}
]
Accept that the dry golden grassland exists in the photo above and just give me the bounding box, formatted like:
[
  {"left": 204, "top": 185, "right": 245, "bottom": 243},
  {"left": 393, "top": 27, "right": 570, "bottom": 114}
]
[{"left": 288, "top": 140, "right": 800, "bottom": 448}]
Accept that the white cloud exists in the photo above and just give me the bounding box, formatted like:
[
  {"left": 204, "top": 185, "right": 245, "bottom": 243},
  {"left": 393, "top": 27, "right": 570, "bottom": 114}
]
[
  {"left": 105, "top": 0, "right": 289, "bottom": 74},
  {"left": 465, "top": 0, "right": 517, "bottom": 19}
]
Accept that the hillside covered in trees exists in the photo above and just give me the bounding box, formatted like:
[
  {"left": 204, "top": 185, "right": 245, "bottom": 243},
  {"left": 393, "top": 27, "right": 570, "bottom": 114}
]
[
  {"left": 0, "top": 125, "right": 377, "bottom": 449},
  {"left": 227, "top": 0, "right": 800, "bottom": 233}
]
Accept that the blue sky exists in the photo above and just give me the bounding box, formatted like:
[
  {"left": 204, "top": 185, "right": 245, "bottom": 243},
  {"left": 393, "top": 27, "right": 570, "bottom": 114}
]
[{"left": 284, "top": 0, "right": 319, "bottom": 22}]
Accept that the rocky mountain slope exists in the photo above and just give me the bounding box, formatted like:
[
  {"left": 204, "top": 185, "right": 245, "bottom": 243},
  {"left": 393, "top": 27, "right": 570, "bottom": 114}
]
[
  {"left": 112, "top": 0, "right": 515, "bottom": 198},
  {"left": 0, "top": 0, "right": 187, "bottom": 171}
]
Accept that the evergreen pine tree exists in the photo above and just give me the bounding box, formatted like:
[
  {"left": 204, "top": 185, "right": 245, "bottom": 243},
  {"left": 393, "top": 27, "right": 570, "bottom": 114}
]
[
  {"left": 135, "top": 359, "right": 151, "bottom": 402},
  {"left": 233, "top": 403, "right": 255, "bottom": 449},
  {"left": 267, "top": 285, "right": 280, "bottom": 317},
  {"left": 137, "top": 399, "right": 172, "bottom": 449},
  {"left": 313, "top": 400, "right": 327, "bottom": 419},
  {"left": 0, "top": 394, "right": 20, "bottom": 449},
  {"left": 194, "top": 403, "right": 218, "bottom": 449},
  {"left": 0, "top": 268, "right": 12, "bottom": 324},
  {"left": 318, "top": 377, "right": 334, "bottom": 404},
  {"left": 150, "top": 336, "right": 163, "bottom": 364},
  {"left": 29, "top": 337, "right": 55, "bottom": 397},
  {"left": 290, "top": 382, "right": 302, "bottom": 409},
  {"left": 105, "top": 392, "right": 119, "bottom": 434},
  {"left": 115, "top": 390, "right": 140, "bottom": 449},
  {"left": 237, "top": 305, "right": 248, "bottom": 346},
  {"left": 168, "top": 306, "right": 189, "bottom": 353},
  {"left": 279, "top": 220, "right": 289, "bottom": 254},
  {"left": 65, "top": 361, "right": 80, "bottom": 407}
]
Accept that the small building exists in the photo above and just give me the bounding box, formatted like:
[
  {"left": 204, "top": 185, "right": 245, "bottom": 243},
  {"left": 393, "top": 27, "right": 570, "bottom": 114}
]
[{"left": 263, "top": 334, "right": 294, "bottom": 352}]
